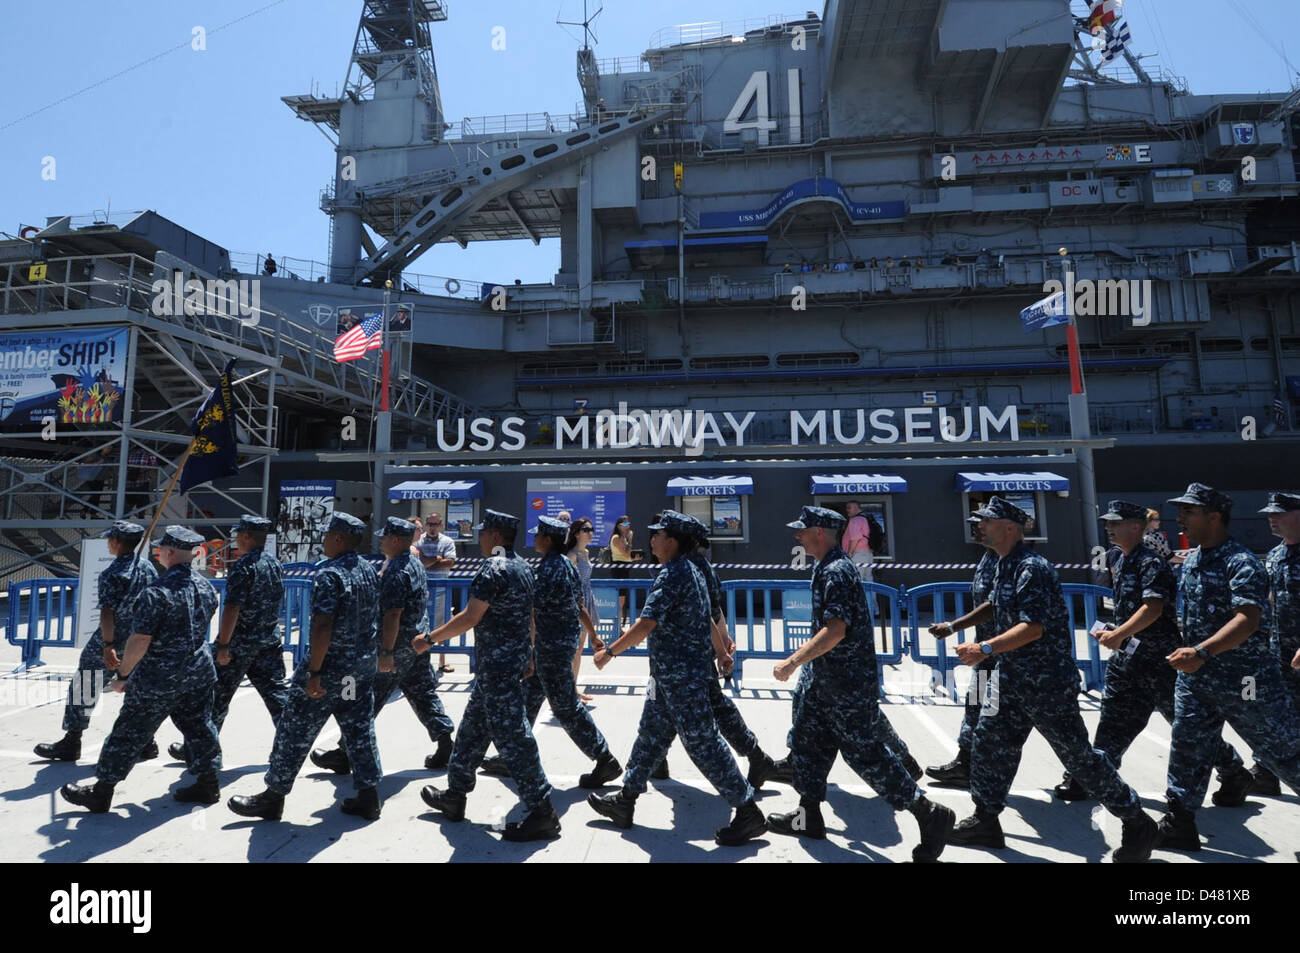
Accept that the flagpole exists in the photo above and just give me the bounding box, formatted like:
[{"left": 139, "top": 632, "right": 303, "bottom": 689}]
[
  {"left": 1060, "top": 246, "right": 1101, "bottom": 567},
  {"left": 373, "top": 280, "right": 394, "bottom": 538},
  {"left": 137, "top": 439, "right": 196, "bottom": 558}
]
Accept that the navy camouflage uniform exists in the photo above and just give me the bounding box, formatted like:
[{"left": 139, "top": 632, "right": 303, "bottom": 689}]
[
  {"left": 955, "top": 546, "right": 999, "bottom": 757},
  {"left": 374, "top": 544, "right": 454, "bottom": 742},
  {"left": 791, "top": 510, "right": 920, "bottom": 810},
  {"left": 968, "top": 500, "right": 1145, "bottom": 821},
  {"left": 1166, "top": 529, "right": 1300, "bottom": 809},
  {"left": 522, "top": 525, "right": 611, "bottom": 760},
  {"left": 63, "top": 524, "right": 158, "bottom": 732},
  {"left": 445, "top": 511, "right": 552, "bottom": 810},
  {"left": 622, "top": 513, "right": 754, "bottom": 806},
  {"left": 213, "top": 518, "right": 288, "bottom": 731},
  {"left": 264, "top": 516, "right": 382, "bottom": 795},
  {"left": 96, "top": 528, "right": 222, "bottom": 783},
  {"left": 1091, "top": 535, "right": 1241, "bottom": 773},
  {"left": 1261, "top": 493, "right": 1300, "bottom": 702}
]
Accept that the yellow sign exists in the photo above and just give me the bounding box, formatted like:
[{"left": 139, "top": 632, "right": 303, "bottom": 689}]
[
  {"left": 28, "top": 263, "right": 47, "bottom": 282},
  {"left": 673, "top": 162, "right": 683, "bottom": 189}
]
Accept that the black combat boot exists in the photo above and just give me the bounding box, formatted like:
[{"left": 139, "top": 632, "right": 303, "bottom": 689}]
[
  {"left": 227, "top": 789, "right": 285, "bottom": 821},
  {"left": 910, "top": 795, "right": 956, "bottom": 863},
  {"left": 948, "top": 810, "right": 1006, "bottom": 848},
  {"left": 924, "top": 752, "right": 969, "bottom": 787},
  {"left": 480, "top": 755, "right": 510, "bottom": 777},
  {"left": 167, "top": 741, "right": 189, "bottom": 763},
  {"left": 1112, "top": 813, "right": 1158, "bottom": 863},
  {"left": 746, "top": 747, "right": 779, "bottom": 788},
  {"left": 34, "top": 731, "right": 82, "bottom": 762},
  {"left": 60, "top": 780, "right": 115, "bottom": 813},
  {"left": 650, "top": 757, "right": 669, "bottom": 780},
  {"left": 1211, "top": 764, "right": 1254, "bottom": 807},
  {"left": 309, "top": 746, "right": 351, "bottom": 774},
  {"left": 341, "top": 786, "right": 382, "bottom": 821},
  {"left": 137, "top": 740, "right": 159, "bottom": 761},
  {"left": 1053, "top": 771, "right": 1090, "bottom": 801},
  {"left": 578, "top": 752, "right": 623, "bottom": 789},
  {"left": 173, "top": 772, "right": 220, "bottom": 804},
  {"left": 424, "top": 734, "right": 453, "bottom": 771},
  {"left": 1248, "top": 763, "right": 1281, "bottom": 796},
  {"left": 900, "top": 752, "right": 923, "bottom": 782},
  {"left": 501, "top": 799, "right": 561, "bottom": 841},
  {"left": 715, "top": 799, "right": 767, "bottom": 846},
  {"left": 767, "top": 797, "right": 827, "bottom": 839},
  {"left": 769, "top": 754, "right": 794, "bottom": 785},
  {"left": 1154, "top": 804, "right": 1200, "bottom": 851},
  {"left": 420, "top": 786, "right": 466, "bottom": 821},
  {"left": 587, "top": 789, "right": 636, "bottom": 829}
]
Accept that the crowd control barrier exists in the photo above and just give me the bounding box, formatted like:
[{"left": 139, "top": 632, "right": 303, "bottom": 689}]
[{"left": 3, "top": 573, "right": 1116, "bottom": 689}]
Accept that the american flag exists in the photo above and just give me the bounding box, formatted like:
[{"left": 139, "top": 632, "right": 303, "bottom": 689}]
[
  {"left": 333, "top": 311, "right": 383, "bottom": 362},
  {"left": 1099, "top": 18, "right": 1132, "bottom": 64}
]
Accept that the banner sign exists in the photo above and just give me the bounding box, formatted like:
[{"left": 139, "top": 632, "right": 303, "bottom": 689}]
[
  {"left": 524, "top": 478, "right": 626, "bottom": 548},
  {"left": 0, "top": 326, "right": 129, "bottom": 428},
  {"left": 700, "top": 177, "right": 906, "bottom": 230}
]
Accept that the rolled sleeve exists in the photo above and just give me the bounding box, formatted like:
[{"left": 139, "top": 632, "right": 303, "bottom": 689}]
[
  {"left": 380, "top": 570, "right": 407, "bottom": 613},
  {"left": 132, "top": 589, "right": 162, "bottom": 638},
  {"left": 469, "top": 561, "right": 504, "bottom": 605},
  {"left": 311, "top": 568, "right": 346, "bottom": 618},
  {"left": 225, "top": 561, "right": 252, "bottom": 607},
  {"left": 98, "top": 569, "right": 127, "bottom": 611},
  {"left": 1013, "top": 564, "right": 1051, "bottom": 626},
  {"left": 1227, "top": 556, "right": 1268, "bottom": 613},
  {"left": 819, "top": 569, "right": 856, "bottom": 628},
  {"left": 1139, "top": 554, "right": 1174, "bottom": 603}
]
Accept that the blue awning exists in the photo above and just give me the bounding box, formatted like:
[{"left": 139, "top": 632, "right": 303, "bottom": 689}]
[
  {"left": 956, "top": 471, "right": 1069, "bottom": 493},
  {"left": 389, "top": 480, "right": 484, "bottom": 502},
  {"left": 666, "top": 475, "right": 754, "bottom": 497},
  {"left": 810, "top": 474, "right": 909, "bottom": 495}
]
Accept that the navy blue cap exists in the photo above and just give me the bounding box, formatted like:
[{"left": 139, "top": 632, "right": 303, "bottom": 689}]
[
  {"left": 648, "top": 510, "right": 695, "bottom": 535},
  {"left": 681, "top": 512, "right": 711, "bottom": 541},
  {"left": 786, "top": 505, "right": 847, "bottom": 531},
  {"left": 1167, "top": 482, "right": 1233, "bottom": 514},
  {"left": 474, "top": 509, "right": 519, "bottom": 533},
  {"left": 971, "top": 496, "right": 1031, "bottom": 525},
  {"left": 101, "top": 520, "right": 145, "bottom": 541},
  {"left": 376, "top": 515, "right": 418, "bottom": 538},
  {"left": 1100, "top": 499, "right": 1149, "bottom": 522},
  {"left": 327, "top": 512, "right": 367, "bottom": 537},
  {"left": 232, "top": 514, "right": 273, "bottom": 534},
  {"left": 153, "top": 525, "right": 205, "bottom": 549},
  {"left": 1259, "top": 491, "right": 1300, "bottom": 514},
  {"left": 529, "top": 515, "right": 569, "bottom": 539}
]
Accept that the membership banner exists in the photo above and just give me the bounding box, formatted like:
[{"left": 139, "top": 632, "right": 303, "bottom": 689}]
[{"left": 0, "top": 326, "right": 130, "bottom": 428}]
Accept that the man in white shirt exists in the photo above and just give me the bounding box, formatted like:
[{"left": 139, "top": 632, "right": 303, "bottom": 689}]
[{"left": 416, "top": 514, "right": 458, "bottom": 672}]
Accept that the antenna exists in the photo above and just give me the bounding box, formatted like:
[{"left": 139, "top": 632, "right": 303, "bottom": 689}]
[{"left": 557, "top": 0, "right": 603, "bottom": 51}]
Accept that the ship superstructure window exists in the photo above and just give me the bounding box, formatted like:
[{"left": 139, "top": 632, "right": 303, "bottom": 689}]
[
  {"left": 776, "top": 351, "right": 861, "bottom": 368},
  {"left": 1250, "top": 337, "right": 1300, "bottom": 352},
  {"left": 956, "top": 472, "right": 1069, "bottom": 543},
  {"left": 520, "top": 361, "right": 600, "bottom": 378},
  {"left": 666, "top": 475, "right": 753, "bottom": 541},
  {"left": 810, "top": 473, "right": 906, "bottom": 561},
  {"left": 1200, "top": 338, "right": 1245, "bottom": 353},
  {"left": 688, "top": 355, "right": 769, "bottom": 371}
]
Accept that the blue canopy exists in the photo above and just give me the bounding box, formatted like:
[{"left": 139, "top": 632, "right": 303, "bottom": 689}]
[
  {"left": 388, "top": 479, "right": 485, "bottom": 501},
  {"left": 666, "top": 475, "right": 754, "bottom": 497},
  {"left": 809, "top": 474, "right": 909, "bottom": 495},
  {"left": 956, "top": 471, "right": 1069, "bottom": 493}
]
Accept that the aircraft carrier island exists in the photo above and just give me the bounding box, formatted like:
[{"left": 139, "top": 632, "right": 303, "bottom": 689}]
[{"left": 0, "top": 0, "right": 1297, "bottom": 872}]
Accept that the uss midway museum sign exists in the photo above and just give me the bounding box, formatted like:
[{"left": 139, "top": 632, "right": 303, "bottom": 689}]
[{"left": 426, "top": 403, "right": 1023, "bottom": 453}]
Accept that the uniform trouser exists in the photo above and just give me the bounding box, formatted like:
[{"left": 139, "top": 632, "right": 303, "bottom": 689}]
[
  {"left": 792, "top": 676, "right": 920, "bottom": 810},
  {"left": 522, "top": 637, "right": 609, "bottom": 761},
  {"left": 97, "top": 672, "right": 220, "bottom": 783},
  {"left": 786, "top": 664, "right": 911, "bottom": 759},
  {"left": 1280, "top": 634, "right": 1300, "bottom": 699},
  {"left": 265, "top": 666, "right": 380, "bottom": 795},
  {"left": 447, "top": 670, "right": 552, "bottom": 810},
  {"left": 1166, "top": 662, "right": 1300, "bottom": 811},
  {"left": 969, "top": 666, "right": 1144, "bottom": 820},
  {"left": 1094, "top": 648, "right": 1240, "bottom": 774},
  {"left": 373, "top": 643, "right": 455, "bottom": 742},
  {"left": 212, "top": 638, "right": 289, "bottom": 731},
  {"left": 623, "top": 675, "right": 754, "bottom": 808},
  {"left": 654, "top": 662, "right": 757, "bottom": 759},
  {"left": 63, "top": 630, "right": 127, "bottom": 733},
  {"left": 957, "top": 657, "right": 997, "bottom": 756}
]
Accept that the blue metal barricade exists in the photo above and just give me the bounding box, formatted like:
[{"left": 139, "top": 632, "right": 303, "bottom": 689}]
[
  {"left": 725, "top": 580, "right": 903, "bottom": 690},
  {"left": 427, "top": 578, "right": 477, "bottom": 668},
  {"left": 4, "top": 578, "right": 80, "bottom": 671},
  {"left": 588, "top": 578, "right": 654, "bottom": 653},
  {"left": 906, "top": 581, "right": 1114, "bottom": 694}
]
